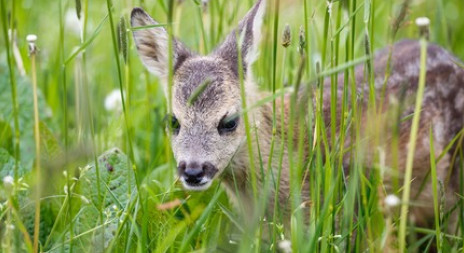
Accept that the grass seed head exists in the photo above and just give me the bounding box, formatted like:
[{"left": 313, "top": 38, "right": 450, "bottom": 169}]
[
  {"left": 282, "top": 24, "right": 291, "bottom": 48},
  {"left": 298, "top": 25, "right": 305, "bottom": 55}
]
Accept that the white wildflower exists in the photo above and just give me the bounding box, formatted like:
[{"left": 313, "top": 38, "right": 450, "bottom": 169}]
[
  {"left": 415, "top": 17, "right": 430, "bottom": 27},
  {"left": 384, "top": 194, "right": 401, "bottom": 208},
  {"left": 104, "top": 89, "right": 124, "bottom": 112},
  {"left": 278, "top": 240, "right": 292, "bottom": 253}
]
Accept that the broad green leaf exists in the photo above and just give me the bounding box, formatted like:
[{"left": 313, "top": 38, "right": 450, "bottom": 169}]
[
  {"left": 0, "top": 62, "right": 53, "bottom": 169},
  {"left": 64, "top": 148, "right": 137, "bottom": 252}
]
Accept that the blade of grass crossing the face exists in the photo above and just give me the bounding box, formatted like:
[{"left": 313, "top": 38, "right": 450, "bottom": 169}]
[
  {"left": 398, "top": 38, "right": 428, "bottom": 253},
  {"left": 187, "top": 78, "right": 213, "bottom": 106}
]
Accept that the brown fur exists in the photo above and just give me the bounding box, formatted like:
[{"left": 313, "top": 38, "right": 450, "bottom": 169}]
[{"left": 131, "top": 0, "right": 464, "bottom": 236}]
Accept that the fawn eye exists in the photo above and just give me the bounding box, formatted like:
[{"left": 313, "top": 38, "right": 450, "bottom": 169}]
[
  {"left": 164, "top": 114, "right": 180, "bottom": 134},
  {"left": 218, "top": 115, "right": 239, "bottom": 134}
]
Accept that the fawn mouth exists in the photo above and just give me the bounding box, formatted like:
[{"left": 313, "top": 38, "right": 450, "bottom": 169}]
[{"left": 180, "top": 177, "right": 213, "bottom": 191}]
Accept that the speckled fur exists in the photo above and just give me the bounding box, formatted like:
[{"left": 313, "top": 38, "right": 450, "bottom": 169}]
[{"left": 132, "top": 0, "right": 464, "bottom": 232}]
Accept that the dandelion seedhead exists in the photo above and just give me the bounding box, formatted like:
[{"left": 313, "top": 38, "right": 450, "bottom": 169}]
[
  {"left": 415, "top": 17, "right": 430, "bottom": 39},
  {"left": 26, "top": 34, "right": 38, "bottom": 55}
]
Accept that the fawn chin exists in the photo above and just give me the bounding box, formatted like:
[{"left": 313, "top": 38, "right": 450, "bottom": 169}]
[{"left": 131, "top": 0, "right": 464, "bottom": 234}]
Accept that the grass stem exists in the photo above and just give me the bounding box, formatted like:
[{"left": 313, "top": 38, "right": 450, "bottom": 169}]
[
  {"left": 29, "top": 37, "right": 41, "bottom": 253},
  {"left": 398, "top": 38, "right": 428, "bottom": 252}
]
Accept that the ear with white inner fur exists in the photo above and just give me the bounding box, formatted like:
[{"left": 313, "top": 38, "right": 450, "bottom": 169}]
[
  {"left": 131, "top": 8, "right": 192, "bottom": 82},
  {"left": 213, "top": 0, "right": 266, "bottom": 78}
]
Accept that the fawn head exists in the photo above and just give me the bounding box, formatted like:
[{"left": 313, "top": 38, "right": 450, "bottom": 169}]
[{"left": 131, "top": 0, "right": 266, "bottom": 190}]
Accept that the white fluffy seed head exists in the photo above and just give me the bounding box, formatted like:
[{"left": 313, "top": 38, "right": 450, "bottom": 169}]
[
  {"left": 26, "top": 34, "right": 37, "bottom": 43},
  {"left": 415, "top": 17, "right": 430, "bottom": 27}
]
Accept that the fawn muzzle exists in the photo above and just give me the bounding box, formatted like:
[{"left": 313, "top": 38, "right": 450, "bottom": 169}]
[{"left": 178, "top": 161, "right": 219, "bottom": 190}]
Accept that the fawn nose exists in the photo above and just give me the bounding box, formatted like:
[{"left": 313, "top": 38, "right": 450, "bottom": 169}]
[
  {"left": 178, "top": 161, "right": 219, "bottom": 186},
  {"left": 178, "top": 161, "right": 205, "bottom": 185}
]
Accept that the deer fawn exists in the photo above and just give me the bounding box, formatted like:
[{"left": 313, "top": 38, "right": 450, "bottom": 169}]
[{"left": 131, "top": 0, "right": 464, "bottom": 233}]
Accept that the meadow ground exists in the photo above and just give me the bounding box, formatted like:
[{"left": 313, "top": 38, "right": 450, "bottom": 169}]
[{"left": 1, "top": 0, "right": 464, "bottom": 252}]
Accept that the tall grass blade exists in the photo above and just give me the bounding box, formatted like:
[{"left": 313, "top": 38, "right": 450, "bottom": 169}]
[{"left": 398, "top": 38, "right": 428, "bottom": 252}]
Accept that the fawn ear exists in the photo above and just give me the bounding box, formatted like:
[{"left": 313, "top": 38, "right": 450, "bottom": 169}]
[
  {"left": 131, "top": 8, "right": 191, "bottom": 81},
  {"left": 213, "top": 0, "right": 266, "bottom": 78}
]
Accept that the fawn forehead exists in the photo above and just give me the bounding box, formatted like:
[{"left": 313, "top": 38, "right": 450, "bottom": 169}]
[{"left": 173, "top": 57, "right": 240, "bottom": 113}]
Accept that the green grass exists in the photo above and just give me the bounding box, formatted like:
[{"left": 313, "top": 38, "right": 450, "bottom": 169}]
[{"left": 1, "top": 0, "right": 464, "bottom": 252}]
